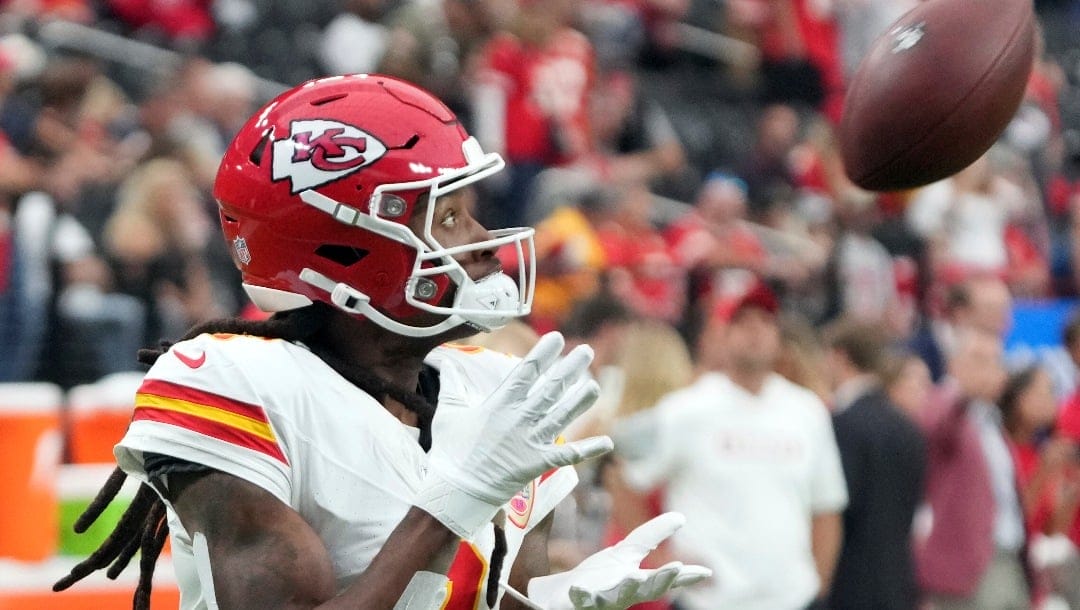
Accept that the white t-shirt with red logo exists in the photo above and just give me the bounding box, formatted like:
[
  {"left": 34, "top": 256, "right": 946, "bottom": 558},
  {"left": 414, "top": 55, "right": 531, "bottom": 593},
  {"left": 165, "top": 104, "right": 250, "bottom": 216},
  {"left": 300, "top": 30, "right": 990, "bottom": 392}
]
[
  {"left": 619, "top": 372, "right": 848, "bottom": 610},
  {"left": 114, "top": 334, "right": 576, "bottom": 610}
]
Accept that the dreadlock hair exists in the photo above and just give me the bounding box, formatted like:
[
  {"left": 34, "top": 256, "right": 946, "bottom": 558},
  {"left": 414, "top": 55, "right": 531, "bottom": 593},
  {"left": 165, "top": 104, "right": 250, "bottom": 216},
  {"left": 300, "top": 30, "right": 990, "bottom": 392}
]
[{"left": 54, "top": 302, "right": 508, "bottom": 608}]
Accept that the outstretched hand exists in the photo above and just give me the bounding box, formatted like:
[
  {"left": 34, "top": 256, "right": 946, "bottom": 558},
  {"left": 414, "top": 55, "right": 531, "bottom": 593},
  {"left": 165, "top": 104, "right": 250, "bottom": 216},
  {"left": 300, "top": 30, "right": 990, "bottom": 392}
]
[
  {"left": 415, "top": 332, "right": 613, "bottom": 539},
  {"left": 526, "top": 512, "right": 712, "bottom": 610}
]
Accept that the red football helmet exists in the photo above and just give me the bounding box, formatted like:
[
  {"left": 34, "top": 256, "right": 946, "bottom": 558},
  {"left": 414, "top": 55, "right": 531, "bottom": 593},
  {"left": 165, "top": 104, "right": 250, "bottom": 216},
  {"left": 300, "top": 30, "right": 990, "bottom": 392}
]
[{"left": 213, "top": 74, "right": 535, "bottom": 337}]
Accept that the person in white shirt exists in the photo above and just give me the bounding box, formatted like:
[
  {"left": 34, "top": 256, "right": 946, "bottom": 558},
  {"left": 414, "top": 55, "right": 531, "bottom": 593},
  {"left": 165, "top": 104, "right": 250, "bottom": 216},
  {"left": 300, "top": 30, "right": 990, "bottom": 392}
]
[{"left": 616, "top": 278, "right": 848, "bottom": 609}]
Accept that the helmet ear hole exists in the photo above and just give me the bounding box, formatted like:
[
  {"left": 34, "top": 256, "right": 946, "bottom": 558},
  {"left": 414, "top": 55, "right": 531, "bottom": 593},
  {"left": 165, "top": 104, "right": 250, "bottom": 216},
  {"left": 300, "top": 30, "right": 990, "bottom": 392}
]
[
  {"left": 249, "top": 129, "right": 272, "bottom": 165},
  {"left": 314, "top": 244, "right": 369, "bottom": 267}
]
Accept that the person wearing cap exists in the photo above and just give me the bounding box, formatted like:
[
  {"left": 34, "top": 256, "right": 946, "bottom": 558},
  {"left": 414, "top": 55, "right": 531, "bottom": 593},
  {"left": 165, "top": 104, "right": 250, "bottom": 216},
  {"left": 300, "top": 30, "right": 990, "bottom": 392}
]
[{"left": 615, "top": 277, "right": 848, "bottom": 610}]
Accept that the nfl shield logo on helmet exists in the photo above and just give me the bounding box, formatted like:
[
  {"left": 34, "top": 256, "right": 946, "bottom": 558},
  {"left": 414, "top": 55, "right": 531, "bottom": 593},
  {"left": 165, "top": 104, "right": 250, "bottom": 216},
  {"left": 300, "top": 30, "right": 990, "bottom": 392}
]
[
  {"left": 272, "top": 119, "right": 388, "bottom": 193},
  {"left": 233, "top": 237, "right": 252, "bottom": 265}
]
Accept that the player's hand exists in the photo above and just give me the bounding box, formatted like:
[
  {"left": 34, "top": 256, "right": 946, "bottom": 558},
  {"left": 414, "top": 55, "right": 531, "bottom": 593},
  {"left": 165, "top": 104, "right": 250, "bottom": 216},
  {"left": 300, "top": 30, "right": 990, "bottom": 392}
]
[
  {"left": 415, "top": 332, "right": 613, "bottom": 539},
  {"left": 526, "top": 513, "right": 711, "bottom": 610}
]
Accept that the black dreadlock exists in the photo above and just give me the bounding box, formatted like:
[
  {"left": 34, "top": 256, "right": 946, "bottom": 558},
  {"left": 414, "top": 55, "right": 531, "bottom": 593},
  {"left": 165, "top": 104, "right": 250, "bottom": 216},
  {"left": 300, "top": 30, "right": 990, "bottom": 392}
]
[{"left": 53, "top": 303, "right": 508, "bottom": 608}]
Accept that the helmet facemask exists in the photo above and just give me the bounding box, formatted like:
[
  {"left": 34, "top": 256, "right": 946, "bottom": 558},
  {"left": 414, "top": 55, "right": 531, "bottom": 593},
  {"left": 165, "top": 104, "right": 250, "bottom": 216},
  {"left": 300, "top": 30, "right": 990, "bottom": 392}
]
[{"left": 294, "top": 137, "right": 536, "bottom": 337}]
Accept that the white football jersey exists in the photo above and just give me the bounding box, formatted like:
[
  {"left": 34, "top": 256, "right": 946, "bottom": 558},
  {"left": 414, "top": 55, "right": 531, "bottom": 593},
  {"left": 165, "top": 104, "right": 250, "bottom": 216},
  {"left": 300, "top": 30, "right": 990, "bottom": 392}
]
[{"left": 114, "top": 333, "right": 577, "bottom": 610}]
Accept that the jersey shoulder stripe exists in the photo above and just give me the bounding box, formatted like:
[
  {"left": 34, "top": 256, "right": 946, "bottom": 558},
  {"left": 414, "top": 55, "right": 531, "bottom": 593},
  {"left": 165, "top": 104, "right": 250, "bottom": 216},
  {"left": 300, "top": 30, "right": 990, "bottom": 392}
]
[{"left": 133, "top": 378, "right": 287, "bottom": 465}]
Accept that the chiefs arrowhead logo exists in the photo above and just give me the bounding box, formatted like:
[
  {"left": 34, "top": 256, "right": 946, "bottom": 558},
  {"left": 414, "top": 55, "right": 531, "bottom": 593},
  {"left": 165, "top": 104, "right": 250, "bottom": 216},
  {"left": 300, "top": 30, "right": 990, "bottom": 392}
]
[{"left": 272, "top": 119, "right": 388, "bottom": 193}]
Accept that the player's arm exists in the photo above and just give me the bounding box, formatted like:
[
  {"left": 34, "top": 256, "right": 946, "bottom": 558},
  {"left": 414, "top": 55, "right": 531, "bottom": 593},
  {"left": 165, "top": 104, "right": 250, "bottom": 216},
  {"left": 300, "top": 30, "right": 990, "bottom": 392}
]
[
  {"left": 517, "top": 512, "right": 710, "bottom": 610},
  {"left": 500, "top": 513, "right": 555, "bottom": 610},
  {"left": 810, "top": 511, "right": 843, "bottom": 599},
  {"left": 167, "top": 469, "right": 458, "bottom": 610},
  {"left": 163, "top": 332, "right": 612, "bottom": 609}
]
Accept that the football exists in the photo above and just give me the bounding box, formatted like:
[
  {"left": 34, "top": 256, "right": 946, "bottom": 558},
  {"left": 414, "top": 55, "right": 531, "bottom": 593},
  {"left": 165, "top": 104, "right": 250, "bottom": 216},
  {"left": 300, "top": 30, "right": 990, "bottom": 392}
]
[{"left": 838, "top": 0, "right": 1037, "bottom": 192}]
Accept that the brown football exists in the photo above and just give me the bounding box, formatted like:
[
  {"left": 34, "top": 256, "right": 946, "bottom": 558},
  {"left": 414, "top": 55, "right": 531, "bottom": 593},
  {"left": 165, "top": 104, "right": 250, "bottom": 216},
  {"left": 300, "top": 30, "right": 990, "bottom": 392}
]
[{"left": 838, "top": 0, "right": 1036, "bottom": 192}]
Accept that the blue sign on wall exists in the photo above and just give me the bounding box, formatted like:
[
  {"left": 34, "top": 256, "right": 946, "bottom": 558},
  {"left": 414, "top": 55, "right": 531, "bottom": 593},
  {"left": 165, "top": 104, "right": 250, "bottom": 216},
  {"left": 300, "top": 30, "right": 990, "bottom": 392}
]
[
  {"left": 1005, "top": 298, "right": 1078, "bottom": 399},
  {"left": 1006, "top": 298, "right": 1079, "bottom": 349}
]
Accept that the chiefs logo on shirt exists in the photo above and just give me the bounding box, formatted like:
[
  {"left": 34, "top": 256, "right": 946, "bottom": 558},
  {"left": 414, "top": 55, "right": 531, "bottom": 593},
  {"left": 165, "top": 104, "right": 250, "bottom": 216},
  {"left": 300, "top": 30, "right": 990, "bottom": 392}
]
[{"left": 272, "top": 119, "right": 387, "bottom": 193}]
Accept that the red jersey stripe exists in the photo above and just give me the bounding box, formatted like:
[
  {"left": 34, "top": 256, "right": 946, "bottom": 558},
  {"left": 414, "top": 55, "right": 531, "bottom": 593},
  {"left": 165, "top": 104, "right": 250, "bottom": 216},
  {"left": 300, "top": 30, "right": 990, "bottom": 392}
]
[
  {"left": 132, "top": 406, "right": 288, "bottom": 465},
  {"left": 138, "top": 378, "right": 269, "bottom": 424}
]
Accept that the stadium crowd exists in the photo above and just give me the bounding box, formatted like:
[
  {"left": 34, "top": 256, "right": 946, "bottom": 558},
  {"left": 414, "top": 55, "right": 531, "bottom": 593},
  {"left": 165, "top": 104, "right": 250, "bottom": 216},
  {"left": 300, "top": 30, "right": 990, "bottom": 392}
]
[{"left": 2, "top": 0, "right": 1080, "bottom": 608}]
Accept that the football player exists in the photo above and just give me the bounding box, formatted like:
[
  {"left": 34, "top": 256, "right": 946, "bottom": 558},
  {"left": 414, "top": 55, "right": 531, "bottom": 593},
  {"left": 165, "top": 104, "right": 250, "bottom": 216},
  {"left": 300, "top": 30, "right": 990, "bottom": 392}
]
[{"left": 54, "top": 74, "right": 709, "bottom": 610}]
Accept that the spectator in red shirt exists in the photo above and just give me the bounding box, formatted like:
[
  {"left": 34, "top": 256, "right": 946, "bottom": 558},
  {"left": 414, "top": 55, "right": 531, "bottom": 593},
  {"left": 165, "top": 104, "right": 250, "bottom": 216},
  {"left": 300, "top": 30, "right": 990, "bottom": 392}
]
[
  {"left": 725, "top": 0, "right": 844, "bottom": 121},
  {"left": 473, "top": 0, "right": 595, "bottom": 228},
  {"left": 1003, "top": 366, "right": 1079, "bottom": 537},
  {"left": 1053, "top": 314, "right": 1080, "bottom": 548},
  {"left": 596, "top": 180, "right": 687, "bottom": 322},
  {"left": 1002, "top": 365, "right": 1080, "bottom": 607}
]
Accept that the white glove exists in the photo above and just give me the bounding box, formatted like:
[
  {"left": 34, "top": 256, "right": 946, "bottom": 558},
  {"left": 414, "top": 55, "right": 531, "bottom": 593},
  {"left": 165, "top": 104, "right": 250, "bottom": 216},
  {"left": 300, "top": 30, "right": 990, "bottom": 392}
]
[
  {"left": 415, "top": 332, "right": 613, "bottom": 539},
  {"left": 526, "top": 513, "right": 712, "bottom": 610}
]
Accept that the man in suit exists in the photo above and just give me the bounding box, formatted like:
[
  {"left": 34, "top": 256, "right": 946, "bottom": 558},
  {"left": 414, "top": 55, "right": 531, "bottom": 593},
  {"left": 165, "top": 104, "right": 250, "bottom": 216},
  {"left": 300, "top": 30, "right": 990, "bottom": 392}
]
[
  {"left": 916, "top": 328, "right": 1029, "bottom": 610},
  {"left": 824, "top": 319, "right": 928, "bottom": 610}
]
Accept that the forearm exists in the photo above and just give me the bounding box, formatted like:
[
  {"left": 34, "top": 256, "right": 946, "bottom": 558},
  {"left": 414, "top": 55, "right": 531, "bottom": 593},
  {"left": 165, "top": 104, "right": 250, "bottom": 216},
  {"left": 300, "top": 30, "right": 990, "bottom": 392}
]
[
  {"left": 810, "top": 512, "right": 842, "bottom": 597},
  {"left": 501, "top": 513, "right": 554, "bottom": 610},
  {"left": 324, "top": 507, "right": 459, "bottom": 610}
]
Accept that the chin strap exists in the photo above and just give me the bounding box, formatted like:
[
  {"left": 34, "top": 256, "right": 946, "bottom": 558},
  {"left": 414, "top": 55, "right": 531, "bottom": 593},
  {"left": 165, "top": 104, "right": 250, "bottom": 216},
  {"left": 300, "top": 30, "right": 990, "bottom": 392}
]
[{"left": 299, "top": 268, "right": 466, "bottom": 338}]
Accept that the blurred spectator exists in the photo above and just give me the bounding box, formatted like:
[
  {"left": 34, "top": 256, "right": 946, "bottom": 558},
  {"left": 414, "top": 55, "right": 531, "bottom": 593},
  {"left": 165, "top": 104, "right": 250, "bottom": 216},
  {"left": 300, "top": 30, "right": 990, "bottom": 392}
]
[
  {"left": 583, "top": 69, "right": 687, "bottom": 187},
  {"left": 379, "top": 0, "right": 504, "bottom": 118},
  {"left": 0, "top": 186, "right": 145, "bottom": 387},
  {"left": 775, "top": 313, "right": 831, "bottom": 402},
  {"left": 41, "top": 205, "right": 145, "bottom": 388},
  {"left": 665, "top": 173, "right": 768, "bottom": 314},
  {"left": 916, "top": 329, "right": 1031, "bottom": 610},
  {"left": 909, "top": 274, "right": 1013, "bottom": 382},
  {"left": 596, "top": 180, "right": 687, "bottom": 322},
  {"left": 527, "top": 186, "right": 612, "bottom": 333},
  {"left": 1059, "top": 312, "right": 1080, "bottom": 424},
  {"left": 579, "top": 316, "right": 693, "bottom": 443},
  {"left": 738, "top": 103, "right": 801, "bottom": 219},
  {"left": 988, "top": 145, "right": 1054, "bottom": 299},
  {"left": 596, "top": 319, "right": 696, "bottom": 610},
  {"left": 560, "top": 290, "right": 634, "bottom": 440},
  {"left": 472, "top": 0, "right": 595, "bottom": 227},
  {"left": 133, "top": 60, "right": 224, "bottom": 189},
  {"left": 121, "top": 59, "right": 255, "bottom": 196},
  {"left": 1014, "top": 24, "right": 1067, "bottom": 188},
  {"left": 1, "top": 0, "right": 94, "bottom": 22},
  {"left": 189, "top": 60, "right": 258, "bottom": 146},
  {"left": 883, "top": 353, "right": 933, "bottom": 422},
  {"left": 724, "top": 0, "right": 843, "bottom": 120},
  {"left": 319, "top": 0, "right": 391, "bottom": 76},
  {"left": 1001, "top": 366, "right": 1079, "bottom": 537},
  {"left": 1051, "top": 313, "right": 1080, "bottom": 552},
  {"left": 1000, "top": 365, "right": 1080, "bottom": 607},
  {"left": 105, "top": 0, "right": 215, "bottom": 47},
  {"left": 907, "top": 151, "right": 1027, "bottom": 282},
  {"left": 22, "top": 58, "right": 142, "bottom": 202},
  {"left": 834, "top": 0, "right": 916, "bottom": 79},
  {"left": 101, "top": 157, "right": 221, "bottom": 346},
  {"left": 822, "top": 192, "right": 896, "bottom": 324},
  {"left": 823, "top": 318, "right": 926, "bottom": 610},
  {"left": 615, "top": 278, "right": 848, "bottom": 609}
]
